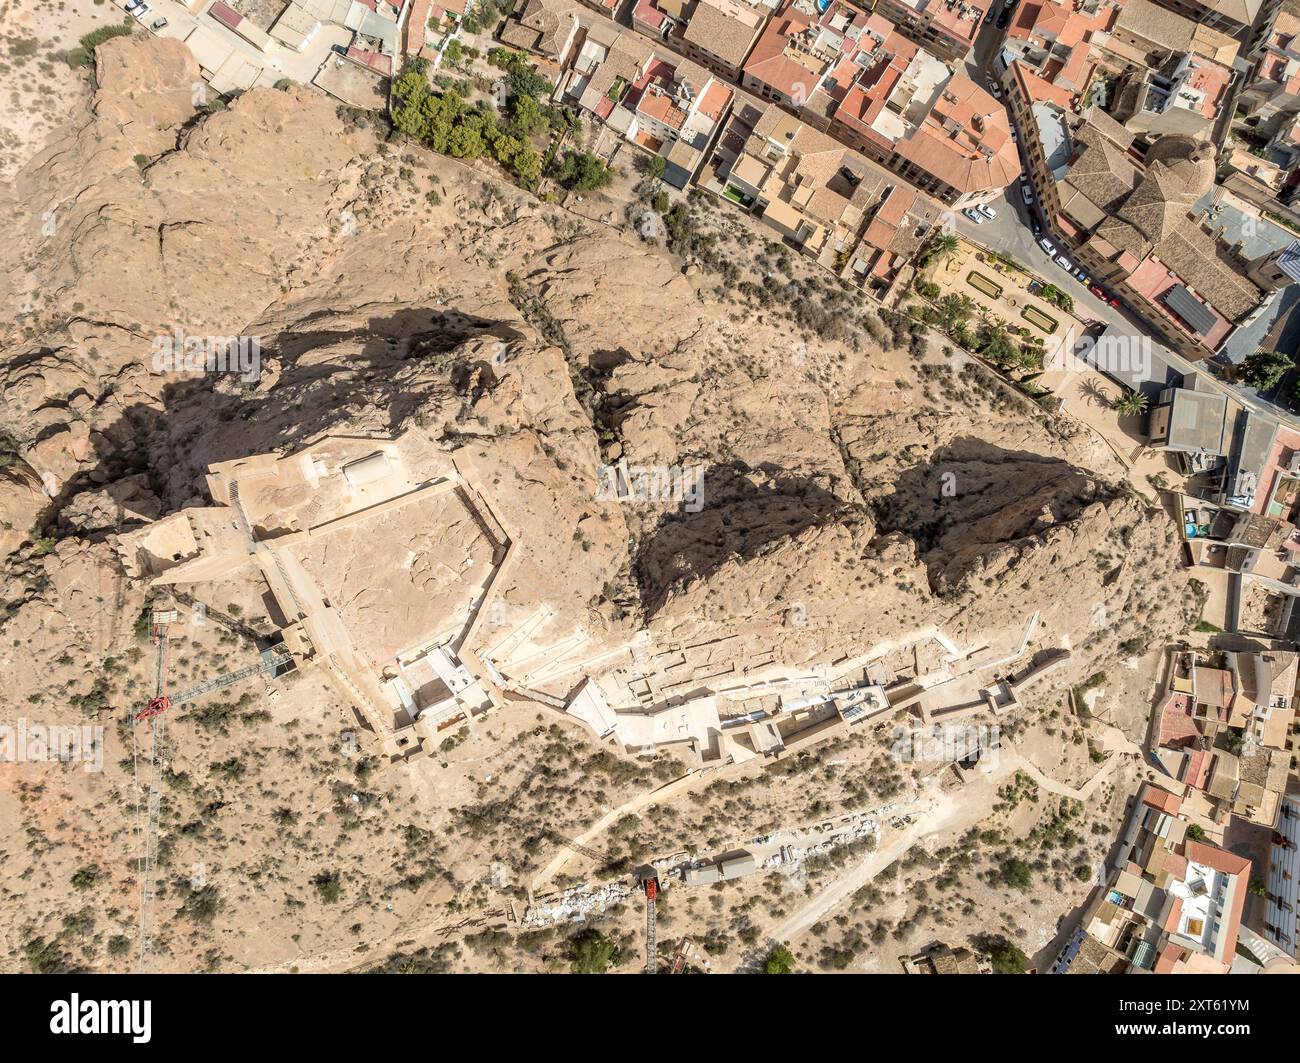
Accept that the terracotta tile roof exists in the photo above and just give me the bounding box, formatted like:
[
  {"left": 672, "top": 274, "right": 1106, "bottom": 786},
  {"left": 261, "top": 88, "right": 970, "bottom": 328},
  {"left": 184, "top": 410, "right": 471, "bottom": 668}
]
[
  {"left": 696, "top": 79, "right": 732, "bottom": 121},
  {"left": 638, "top": 87, "right": 687, "bottom": 129},
  {"left": 407, "top": 0, "right": 432, "bottom": 53},
  {"left": 893, "top": 72, "right": 1021, "bottom": 195},
  {"left": 1141, "top": 785, "right": 1184, "bottom": 814},
  {"left": 684, "top": 0, "right": 763, "bottom": 68}
]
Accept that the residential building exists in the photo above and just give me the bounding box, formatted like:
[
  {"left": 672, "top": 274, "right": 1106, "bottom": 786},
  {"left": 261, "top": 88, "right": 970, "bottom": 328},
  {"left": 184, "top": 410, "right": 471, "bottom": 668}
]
[
  {"left": 1050, "top": 784, "right": 1254, "bottom": 973},
  {"left": 1147, "top": 0, "right": 1264, "bottom": 37},
  {"left": 499, "top": 0, "right": 580, "bottom": 61},
  {"left": 269, "top": 4, "right": 323, "bottom": 52},
  {"left": 741, "top": 0, "right": 882, "bottom": 108},
  {"left": 680, "top": 0, "right": 774, "bottom": 78},
  {"left": 738, "top": 1, "right": 1017, "bottom": 203},
  {"left": 1152, "top": 647, "right": 1298, "bottom": 827},
  {"left": 562, "top": 26, "right": 734, "bottom": 186},
  {"left": 722, "top": 105, "right": 882, "bottom": 265},
  {"left": 1149, "top": 373, "right": 1233, "bottom": 473},
  {"left": 850, "top": 181, "right": 946, "bottom": 295},
  {"left": 1110, "top": 50, "right": 1234, "bottom": 140},
  {"left": 716, "top": 103, "right": 946, "bottom": 274},
  {"left": 1238, "top": 8, "right": 1300, "bottom": 132},
  {"left": 872, "top": 0, "right": 984, "bottom": 64},
  {"left": 1108, "top": 0, "right": 1240, "bottom": 70}
]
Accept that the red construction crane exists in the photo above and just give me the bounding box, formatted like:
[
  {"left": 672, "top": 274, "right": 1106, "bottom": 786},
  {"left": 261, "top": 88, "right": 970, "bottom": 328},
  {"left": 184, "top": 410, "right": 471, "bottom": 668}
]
[
  {"left": 132, "top": 606, "right": 295, "bottom": 970},
  {"left": 639, "top": 868, "right": 660, "bottom": 974}
]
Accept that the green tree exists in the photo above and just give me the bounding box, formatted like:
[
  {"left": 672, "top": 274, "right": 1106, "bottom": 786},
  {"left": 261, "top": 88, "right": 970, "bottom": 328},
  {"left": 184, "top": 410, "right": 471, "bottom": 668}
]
[
  {"left": 1112, "top": 390, "right": 1149, "bottom": 416},
  {"left": 1185, "top": 822, "right": 1206, "bottom": 841},
  {"left": 1000, "top": 857, "right": 1033, "bottom": 892},
  {"left": 931, "top": 231, "right": 960, "bottom": 262},
  {"left": 513, "top": 144, "right": 543, "bottom": 187},
  {"left": 448, "top": 121, "right": 485, "bottom": 159},
  {"left": 645, "top": 154, "right": 667, "bottom": 181},
  {"left": 1239, "top": 349, "right": 1293, "bottom": 391},
  {"left": 509, "top": 92, "right": 545, "bottom": 137},
  {"left": 981, "top": 326, "right": 1023, "bottom": 369},
  {"left": 554, "top": 151, "right": 613, "bottom": 191},
  {"left": 762, "top": 944, "right": 796, "bottom": 974},
  {"left": 935, "top": 293, "right": 973, "bottom": 335},
  {"left": 974, "top": 934, "right": 1028, "bottom": 974},
  {"left": 567, "top": 928, "right": 620, "bottom": 973}
]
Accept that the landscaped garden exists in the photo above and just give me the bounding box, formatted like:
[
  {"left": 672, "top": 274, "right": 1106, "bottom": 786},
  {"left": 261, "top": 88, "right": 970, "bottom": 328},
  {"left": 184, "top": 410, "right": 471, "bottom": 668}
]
[
  {"left": 968, "top": 271, "right": 1003, "bottom": 299},
  {"left": 1020, "top": 305, "right": 1059, "bottom": 334}
]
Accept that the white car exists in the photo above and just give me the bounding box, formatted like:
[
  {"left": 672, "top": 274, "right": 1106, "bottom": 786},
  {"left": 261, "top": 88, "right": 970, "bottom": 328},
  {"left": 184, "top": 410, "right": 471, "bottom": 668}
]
[
  {"left": 131, "top": 1, "right": 151, "bottom": 18},
  {"left": 1055, "top": 254, "right": 1074, "bottom": 271},
  {"left": 1039, "top": 236, "right": 1056, "bottom": 255},
  {"left": 962, "top": 207, "right": 985, "bottom": 223},
  {"left": 977, "top": 204, "right": 997, "bottom": 220},
  {"left": 1021, "top": 184, "right": 1033, "bottom": 206}
]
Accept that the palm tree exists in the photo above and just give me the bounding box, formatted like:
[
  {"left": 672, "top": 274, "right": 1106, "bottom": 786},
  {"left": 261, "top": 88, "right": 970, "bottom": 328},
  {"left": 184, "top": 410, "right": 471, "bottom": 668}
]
[
  {"left": 931, "top": 231, "right": 960, "bottom": 262},
  {"left": 1112, "top": 390, "right": 1149, "bottom": 416},
  {"left": 937, "top": 293, "right": 973, "bottom": 334}
]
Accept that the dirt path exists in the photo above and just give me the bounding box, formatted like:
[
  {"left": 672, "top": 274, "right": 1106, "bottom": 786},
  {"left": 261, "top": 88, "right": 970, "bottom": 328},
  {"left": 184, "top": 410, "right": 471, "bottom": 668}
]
[
  {"left": 528, "top": 766, "right": 727, "bottom": 893},
  {"left": 753, "top": 736, "right": 1132, "bottom": 962}
]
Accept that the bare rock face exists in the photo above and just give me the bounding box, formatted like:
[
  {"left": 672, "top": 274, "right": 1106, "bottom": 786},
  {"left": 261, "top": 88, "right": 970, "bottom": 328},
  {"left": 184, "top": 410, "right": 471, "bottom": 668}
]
[
  {"left": 0, "top": 464, "right": 48, "bottom": 557},
  {"left": 0, "top": 37, "right": 1186, "bottom": 716}
]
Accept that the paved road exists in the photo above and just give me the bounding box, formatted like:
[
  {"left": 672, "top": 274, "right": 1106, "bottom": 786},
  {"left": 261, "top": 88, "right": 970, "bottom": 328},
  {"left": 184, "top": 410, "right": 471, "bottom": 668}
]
[{"left": 569, "top": 3, "right": 1300, "bottom": 436}]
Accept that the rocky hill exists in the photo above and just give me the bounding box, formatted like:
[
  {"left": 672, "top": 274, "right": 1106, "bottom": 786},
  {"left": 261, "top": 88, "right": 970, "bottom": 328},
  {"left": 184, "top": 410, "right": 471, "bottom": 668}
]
[{"left": 0, "top": 37, "right": 1193, "bottom": 972}]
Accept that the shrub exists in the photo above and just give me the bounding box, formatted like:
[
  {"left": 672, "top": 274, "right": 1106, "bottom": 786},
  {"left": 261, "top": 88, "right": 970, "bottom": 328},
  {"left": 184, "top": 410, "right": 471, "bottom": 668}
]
[
  {"left": 567, "top": 928, "right": 620, "bottom": 973},
  {"left": 1000, "top": 857, "right": 1033, "bottom": 891},
  {"left": 762, "top": 944, "right": 796, "bottom": 974},
  {"left": 311, "top": 870, "right": 342, "bottom": 903}
]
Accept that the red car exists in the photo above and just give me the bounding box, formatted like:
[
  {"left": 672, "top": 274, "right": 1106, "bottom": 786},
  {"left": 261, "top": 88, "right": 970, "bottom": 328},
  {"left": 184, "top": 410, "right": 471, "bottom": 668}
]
[{"left": 1089, "top": 285, "right": 1105, "bottom": 299}]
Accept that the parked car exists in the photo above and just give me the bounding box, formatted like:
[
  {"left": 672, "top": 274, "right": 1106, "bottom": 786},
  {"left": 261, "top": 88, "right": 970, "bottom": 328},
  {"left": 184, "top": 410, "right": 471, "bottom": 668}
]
[
  {"left": 963, "top": 207, "right": 985, "bottom": 223},
  {"left": 1074, "top": 270, "right": 1090, "bottom": 285},
  {"left": 1108, "top": 297, "right": 1120, "bottom": 308},
  {"left": 1021, "top": 184, "right": 1033, "bottom": 205},
  {"left": 1055, "top": 254, "right": 1074, "bottom": 271},
  {"left": 151, "top": 16, "right": 167, "bottom": 29},
  {"left": 1089, "top": 284, "right": 1106, "bottom": 299},
  {"left": 125, "top": 0, "right": 142, "bottom": 9},
  {"left": 997, "top": 10, "right": 1010, "bottom": 27},
  {"left": 131, "top": 2, "right": 151, "bottom": 19},
  {"left": 1039, "top": 236, "right": 1056, "bottom": 255},
  {"left": 984, "top": 7, "right": 996, "bottom": 22},
  {"left": 977, "top": 203, "right": 997, "bottom": 220},
  {"left": 989, "top": 82, "right": 1003, "bottom": 101},
  {"left": 331, "top": 43, "right": 349, "bottom": 55}
]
